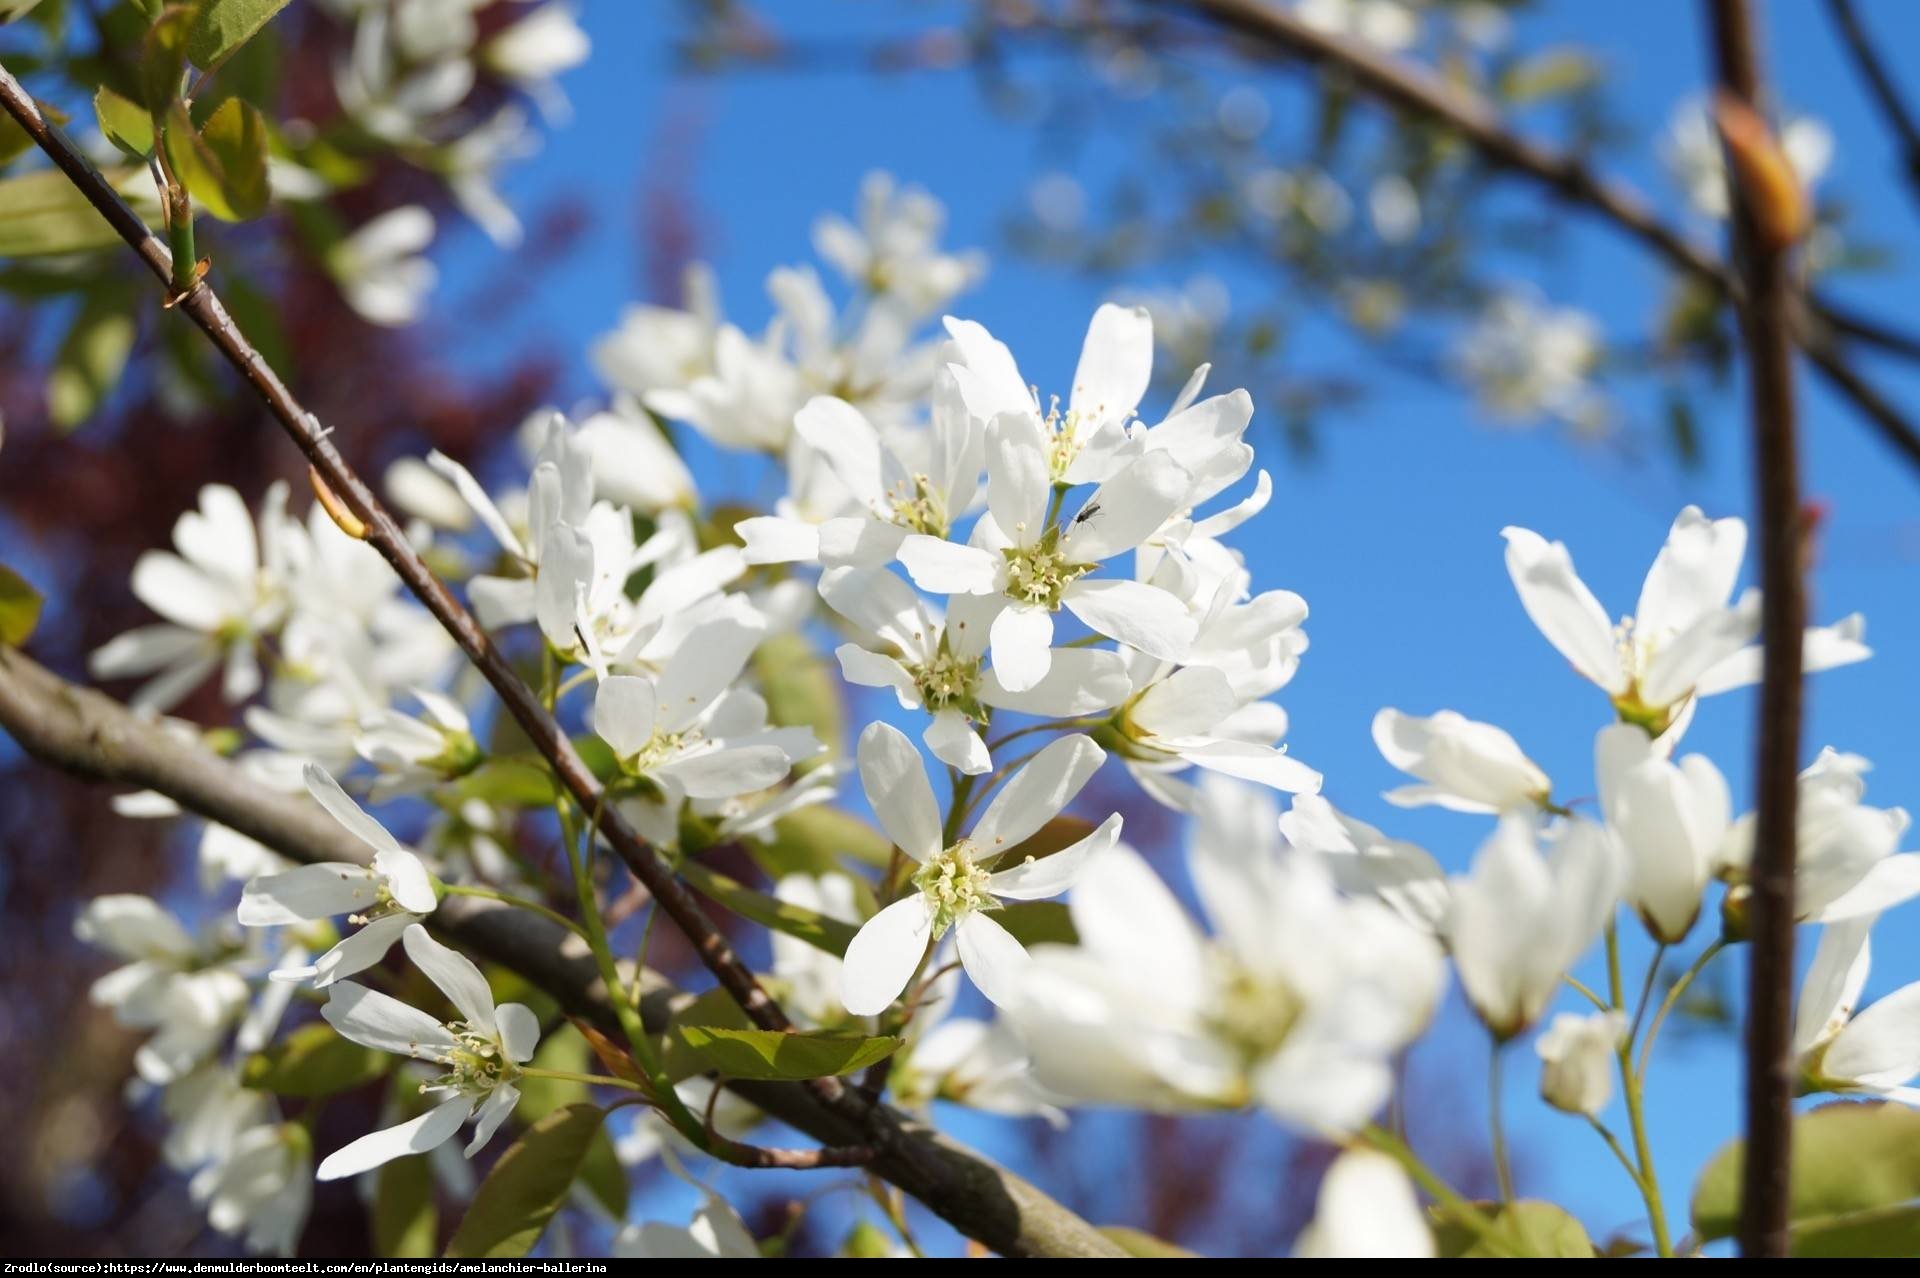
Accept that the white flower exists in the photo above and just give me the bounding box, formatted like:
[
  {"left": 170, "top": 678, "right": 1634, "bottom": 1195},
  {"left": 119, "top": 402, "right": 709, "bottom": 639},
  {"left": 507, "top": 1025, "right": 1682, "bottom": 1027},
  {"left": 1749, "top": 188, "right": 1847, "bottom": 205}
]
[
  {"left": 328, "top": 206, "right": 437, "bottom": 326},
  {"left": 1113, "top": 663, "right": 1321, "bottom": 806},
  {"left": 1280, "top": 794, "right": 1448, "bottom": 934},
  {"left": 354, "top": 687, "right": 480, "bottom": 799},
  {"left": 591, "top": 614, "right": 817, "bottom": 807},
  {"left": 241, "top": 764, "right": 437, "bottom": 988},
  {"left": 1503, "top": 506, "right": 1868, "bottom": 729},
  {"left": 1793, "top": 916, "right": 1920, "bottom": 1104},
  {"left": 74, "top": 895, "right": 250, "bottom": 1084},
  {"left": 898, "top": 425, "right": 1199, "bottom": 691},
  {"left": 821, "top": 565, "right": 1130, "bottom": 776},
  {"left": 190, "top": 1123, "right": 313, "bottom": 1256},
  {"left": 645, "top": 322, "right": 802, "bottom": 454},
  {"left": 1012, "top": 777, "right": 1443, "bottom": 1134},
  {"left": 841, "top": 724, "right": 1121, "bottom": 1014},
  {"left": 1536, "top": 1009, "right": 1628, "bottom": 1117},
  {"left": 1663, "top": 96, "right": 1833, "bottom": 221},
  {"left": 897, "top": 1010, "right": 1067, "bottom": 1128},
  {"left": 592, "top": 264, "right": 723, "bottom": 402},
  {"left": 316, "top": 925, "right": 540, "bottom": 1179},
  {"left": 1293, "top": 1149, "right": 1435, "bottom": 1258},
  {"left": 814, "top": 172, "right": 985, "bottom": 317},
  {"left": 1595, "top": 723, "right": 1730, "bottom": 944},
  {"left": 613, "top": 1193, "right": 760, "bottom": 1259},
  {"left": 385, "top": 457, "right": 473, "bottom": 533},
  {"left": 1446, "top": 814, "right": 1622, "bottom": 1040},
  {"left": 1719, "top": 748, "right": 1920, "bottom": 926},
  {"left": 482, "top": 2, "right": 590, "bottom": 92},
  {"left": 333, "top": 4, "right": 475, "bottom": 145},
  {"left": 772, "top": 873, "right": 862, "bottom": 1027},
  {"left": 1295, "top": 0, "right": 1421, "bottom": 51},
  {"left": 1373, "top": 708, "right": 1549, "bottom": 814},
  {"left": 574, "top": 399, "right": 697, "bottom": 515},
  {"left": 89, "top": 483, "right": 291, "bottom": 713},
  {"left": 1455, "top": 292, "right": 1603, "bottom": 429},
  {"left": 443, "top": 105, "right": 538, "bottom": 248}
]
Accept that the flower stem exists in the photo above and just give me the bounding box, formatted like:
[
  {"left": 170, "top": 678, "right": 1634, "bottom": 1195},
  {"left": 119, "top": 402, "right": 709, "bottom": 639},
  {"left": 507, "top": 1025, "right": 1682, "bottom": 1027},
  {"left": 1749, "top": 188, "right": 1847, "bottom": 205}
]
[
  {"left": 1361, "top": 1124, "right": 1514, "bottom": 1257},
  {"left": 1488, "top": 1041, "right": 1516, "bottom": 1204},
  {"left": 1637, "top": 940, "right": 1726, "bottom": 1083},
  {"left": 440, "top": 883, "right": 587, "bottom": 941},
  {"left": 1586, "top": 1116, "right": 1647, "bottom": 1195},
  {"left": 520, "top": 1066, "right": 645, "bottom": 1093},
  {"left": 1563, "top": 974, "right": 1610, "bottom": 1012},
  {"left": 1609, "top": 928, "right": 1674, "bottom": 1257}
]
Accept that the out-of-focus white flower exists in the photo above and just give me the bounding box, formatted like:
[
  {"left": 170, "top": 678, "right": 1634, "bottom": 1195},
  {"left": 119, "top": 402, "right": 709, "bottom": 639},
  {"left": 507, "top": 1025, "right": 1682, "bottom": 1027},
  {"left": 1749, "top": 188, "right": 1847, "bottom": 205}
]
[
  {"left": 842, "top": 724, "right": 1120, "bottom": 1015},
  {"left": 613, "top": 1193, "right": 760, "bottom": 1259},
  {"left": 1596, "top": 723, "right": 1729, "bottom": 944},
  {"left": 1295, "top": 0, "right": 1422, "bottom": 51},
  {"left": 90, "top": 483, "right": 292, "bottom": 713},
  {"left": 1504, "top": 506, "right": 1869, "bottom": 731},
  {"left": 190, "top": 1123, "right": 313, "bottom": 1256},
  {"left": 74, "top": 895, "right": 251, "bottom": 1084},
  {"left": 814, "top": 171, "right": 985, "bottom": 317},
  {"left": 333, "top": 3, "right": 476, "bottom": 145},
  {"left": 592, "top": 265, "right": 724, "bottom": 402},
  {"left": 1293, "top": 1149, "right": 1435, "bottom": 1258},
  {"left": 316, "top": 925, "right": 539, "bottom": 1179},
  {"left": 328, "top": 207, "right": 437, "bottom": 327},
  {"left": 1662, "top": 97, "right": 1833, "bottom": 220},
  {"left": 1455, "top": 291, "right": 1603, "bottom": 429},
  {"left": 482, "top": 2, "right": 590, "bottom": 117},
  {"left": 443, "top": 105, "right": 538, "bottom": 248},
  {"left": 574, "top": 399, "right": 697, "bottom": 515},
  {"left": 1536, "top": 1009, "right": 1628, "bottom": 1117},
  {"left": 384, "top": 456, "right": 473, "bottom": 532},
  {"left": 1110, "top": 661, "right": 1321, "bottom": 807},
  {"left": 772, "top": 873, "right": 862, "bottom": 1027},
  {"left": 1373, "top": 708, "right": 1549, "bottom": 814},
  {"left": 1012, "top": 778, "right": 1443, "bottom": 1134},
  {"left": 1793, "top": 916, "right": 1920, "bottom": 1103},
  {"left": 1281, "top": 794, "right": 1448, "bottom": 934},
  {"left": 896, "top": 1009, "right": 1068, "bottom": 1128},
  {"left": 1446, "top": 814, "right": 1621, "bottom": 1040}
]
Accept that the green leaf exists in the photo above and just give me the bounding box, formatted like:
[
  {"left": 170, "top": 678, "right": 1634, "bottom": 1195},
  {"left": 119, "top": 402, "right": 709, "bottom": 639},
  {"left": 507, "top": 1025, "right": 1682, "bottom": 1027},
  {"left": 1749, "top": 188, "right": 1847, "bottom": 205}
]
[
  {"left": 241, "top": 1022, "right": 391, "bottom": 1097},
  {"left": 373, "top": 1148, "right": 438, "bottom": 1256},
  {"left": 512, "top": 1027, "right": 626, "bottom": 1221},
  {"left": 138, "top": 5, "right": 195, "bottom": 113},
  {"left": 1099, "top": 1226, "right": 1197, "bottom": 1257},
  {"left": 1433, "top": 1200, "right": 1594, "bottom": 1258},
  {"left": 48, "top": 288, "right": 136, "bottom": 430},
  {"left": 162, "top": 97, "right": 268, "bottom": 221},
  {"left": 752, "top": 631, "right": 840, "bottom": 768},
  {"left": 0, "top": 563, "right": 43, "bottom": 646},
  {"left": 680, "top": 858, "right": 859, "bottom": 958},
  {"left": 444, "top": 1103, "right": 605, "bottom": 1259},
  {"left": 672, "top": 1025, "right": 901, "bottom": 1082},
  {"left": 94, "top": 87, "right": 154, "bottom": 158},
  {"left": 1692, "top": 1101, "right": 1920, "bottom": 1248},
  {"left": 659, "top": 987, "right": 754, "bottom": 1083},
  {"left": 186, "top": 0, "right": 289, "bottom": 69},
  {"left": 0, "top": 166, "right": 149, "bottom": 257},
  {"left": 764, "top": 806, "right": 893, "bottom": 873},
  {"left": 457, "top": 756, "right": 558, "bottom": 807}
]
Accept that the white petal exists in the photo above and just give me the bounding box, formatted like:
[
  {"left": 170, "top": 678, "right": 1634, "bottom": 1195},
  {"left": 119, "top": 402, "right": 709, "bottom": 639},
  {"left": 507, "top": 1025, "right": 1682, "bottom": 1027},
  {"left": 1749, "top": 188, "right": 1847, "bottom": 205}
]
[
  {"left": 426, "top": 451, "right": 525, "bottom": 560},
  {"left": 897, "top": 535, "right": 999, "bottom": 595},
  {"left": 734, "top": 515, "right": 821, "bottom": 566},
  {"left": 794, "top": 396, "right": 886, "bottom": 503},
  {"left": 1181, "top": 739, "right": 1323, "bottom": 795},
  {"left": 655, "top": 744, "right": 792, "bottom": 799},
  {"left": 819, "top": 565, "right": 940, "bottom": 656},
  {"left": 1640, "top": 593, "right": 1761, "bottom": 709},
  {"left": 130, "top": 552, "right": 230, "bottom": 630},
  {"left": 238, "top": 864, "right": 377, "bottom": 926},
  {"left": 1294, "top": 1149, "right": 1434, "bottom": 1258},
  {"left": 1058, "top": 451, "right": 1191, "bottom": 564},
  {"left": 972, "top": 733, "right": 1105, "bottom": 853},
  {"left": 1061, "top": 578, "right": 1196, "bottom": 664},
  {"left": 1130, "top": 666, "right": 1237, "bottom": 740},
  {"left": 1069, "top": 303, "right": 1153, "bottom": 430},
  {"left": 954, "top": 912, "right": 1033, "bottom": 1009},
  {"left": 985, "top": 412, "right": 1051, "bottom": 543},
  {"left": 464, "top": 1082, "right": 522, "bottom": 1158},
  {"left": 857, "top": 722, "right": 942, "bottom": 861},
  {"left": 311, "top": 912, "right": 415, "bottom": 989},
  {"left": 496, "top": 1003, "right": 542, "bottom": 1064},
  {"left": 1634, "top": 506, "right": 1746, "bottom": 639},
  {"left": 1827, "top": 981, "right": 1920, "bottom": 1090},
  {"left": 377, "top": 850, "right": 438, "bottom": 916},
  {"left": 1793, "top": 916, "right": 1873, "bottom": 1057},
  {"left": 654, "top": 619, "right": 766, "bottom": 732},
  {"left": 835, "top": 644, "right": 918, "bottom": 707},
  {"left": 988, "top": 812, "right": 1121, "bottom": 900},
  {"left": 316, "top": 1097, "right": 471, "bottom": 1181},
  {"left": 593, "top": 676, "right": 659, "bottom": 761},
  {"left": 1501, "top": 526, "right": 1626, "bottom": 693},
  {"left": 321, "top": 982, "right": 457, "bottom": 1059},
  {"left": 1815, "top": 854, "right": 1920, "bottom": 923},
  {"left": 402, "top": 924, "right": 497, "bottom": 1035},
  {"left": 988, "top": 604, "right": 1055, "bottom": 693},
  {"left": 841, "top": 896, "right": 936, "bottom": 1015},
  {"left": 981, "top": 647, "right": 1131, "bottom": 715},
  {"left": 303, "top": 764, "right": 403, "bottom": 857},
  {"left": 925, "top": 709, "right": 991, "bottom": 776}
]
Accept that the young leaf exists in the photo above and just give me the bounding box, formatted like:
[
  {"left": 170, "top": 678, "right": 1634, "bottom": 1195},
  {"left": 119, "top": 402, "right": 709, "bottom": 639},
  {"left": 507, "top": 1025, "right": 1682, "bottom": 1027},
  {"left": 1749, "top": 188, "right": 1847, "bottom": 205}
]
[
  {"left": 48, "top": 289, "right": 136, "bottom": 431},
  {"left": 0, "top": 563, "right": 43, "bottom": 646},
  {"left": 679, "top": 858, "right": 859, "bottom": 958},
  {"left": 94, "top": 87, "right": 154, "bottom": 158},
  {"left": 672, "top": 1025, "right": 902, "bottom": 1082},
  {"left": 186, "top": 0, "right": 291, "bottom": 70},
  {"left": 1692, "top": 1101, "right": 1920, "bottom": 1248},
  {"left": 138, "top": 6, "right": 195, "bottom": 113},
  {"left": 1433, "top": 1200, "right": 1595, "bottom": 1258},
  {"left": 660, "top": 987, "right": 755, "bottom": 1084},
  {"left": 456, "top": 756, "right": 558, "bottom": 807},
  {"left": 161, "top": 97, "right": 269, "bottom": 222},
  {"left": 241, "top": 1022, "right": 391, "bottom": 1097},
  {"left": 0, "top": 167, "right": 146, "bottom": 256},
  {"left": 444, "top": 1104, "right": 606, "bottom": 1259},
  {"left": 764, "top": 805, "right": 894, "bottom": 873},
  {"left": 373, "top": 1147, "right": 438, "bottom": 1257}
]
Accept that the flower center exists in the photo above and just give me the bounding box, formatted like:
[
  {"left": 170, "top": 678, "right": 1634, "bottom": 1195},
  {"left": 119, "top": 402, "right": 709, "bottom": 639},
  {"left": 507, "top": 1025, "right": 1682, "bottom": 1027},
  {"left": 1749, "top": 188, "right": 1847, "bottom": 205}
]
[
  {"left": 617, "top": 728, "right": 694, "bottom": 777},
  {"left": 429, "top": 1023, "right": 518, "bottom": 1099},
  {"left": 907, "top": 648, "right": 981, "bottom": 714},
  {"left": 912, "top": 841, "right": 996, "bottom": 932},
  {"left": 1207, "top": 957, "right": 1303, "bottom": 1067},
  {"left": 1002, "top": 538, "right": 1091, "bottom": 611},
  {"left": 886, "top": 474, "right": 948, "bottom": 537}
]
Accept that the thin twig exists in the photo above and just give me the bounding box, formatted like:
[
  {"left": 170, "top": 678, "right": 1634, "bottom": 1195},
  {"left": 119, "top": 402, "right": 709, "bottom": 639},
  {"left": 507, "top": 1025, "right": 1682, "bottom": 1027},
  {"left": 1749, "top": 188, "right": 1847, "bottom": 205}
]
[
  {"left": 1169, "top": 0, "right": 1920, "bottom": 471},
  {"left": 1706, "top": 0, "right": 1806, "bottom": 1258},
  {"left": 1824, "top": 0, "right": 1920, "bottom": 209}
]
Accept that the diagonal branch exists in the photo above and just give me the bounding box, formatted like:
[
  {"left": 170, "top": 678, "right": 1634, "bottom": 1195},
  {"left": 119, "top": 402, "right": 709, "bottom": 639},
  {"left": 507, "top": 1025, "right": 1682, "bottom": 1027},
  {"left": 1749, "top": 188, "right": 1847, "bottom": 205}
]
[
  {"left": 1707, "top": 0, "right": 1805, "bottom": 1259},
  {"left": 1824, "top": 0, "right": 1920, "bottom": 212},
  {"left": 0, "top": 646, "right": 1125, "bottom": 1258},
  {"left": 1166, "top": 0, "right": 1920, "bottom": 473}
]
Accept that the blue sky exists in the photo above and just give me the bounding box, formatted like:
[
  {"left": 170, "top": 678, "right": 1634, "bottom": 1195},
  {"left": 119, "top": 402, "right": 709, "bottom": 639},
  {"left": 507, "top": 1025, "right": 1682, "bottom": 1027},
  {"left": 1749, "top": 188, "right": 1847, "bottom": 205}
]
[{"left": 255, "top": 0, "right": 1920, "bottom": 1256}]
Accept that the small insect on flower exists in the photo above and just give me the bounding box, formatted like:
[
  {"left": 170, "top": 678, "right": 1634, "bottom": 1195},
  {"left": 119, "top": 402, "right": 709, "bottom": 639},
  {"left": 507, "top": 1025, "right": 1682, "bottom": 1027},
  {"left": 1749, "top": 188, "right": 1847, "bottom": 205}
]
[{"left": 1071, "top": 502, "right": 1102, "bottom": 527}]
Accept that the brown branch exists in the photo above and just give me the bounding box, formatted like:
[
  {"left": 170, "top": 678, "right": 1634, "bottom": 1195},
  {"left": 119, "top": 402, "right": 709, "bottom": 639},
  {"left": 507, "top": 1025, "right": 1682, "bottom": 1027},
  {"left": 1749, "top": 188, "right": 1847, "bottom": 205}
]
[
  {"left": 0, "top": 646, "right": 1124, "bottom": 1257},
  {"left": 1824, "top": 0, "right": 1920, "bottom": 206},
  {"left": 1167, "top": 0, "right": 1920, "bottom": 472},
  {"left": 1707, "top": 0, "right": 1804, "bottom": 1259}
]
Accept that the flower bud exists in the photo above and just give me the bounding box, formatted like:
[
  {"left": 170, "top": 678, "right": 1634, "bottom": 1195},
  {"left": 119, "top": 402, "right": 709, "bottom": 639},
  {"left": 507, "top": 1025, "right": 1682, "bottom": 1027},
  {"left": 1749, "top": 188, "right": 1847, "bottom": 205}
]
[{"left": 1536, "top": 1009, "right": 1627, "bottom": 1117}]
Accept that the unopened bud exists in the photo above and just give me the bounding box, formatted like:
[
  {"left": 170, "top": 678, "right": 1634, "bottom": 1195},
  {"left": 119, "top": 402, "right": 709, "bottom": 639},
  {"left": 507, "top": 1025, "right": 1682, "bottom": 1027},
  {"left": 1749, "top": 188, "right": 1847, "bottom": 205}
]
[
  {"left": 1536, "top": 1009, "right": 1627, "bottom": 1117},
  {"left": 308, "top": 465, "right": 368, "bottom": 540},
  {"left": 1713, "top": 91, "right": 1809, "bottom": 250}
]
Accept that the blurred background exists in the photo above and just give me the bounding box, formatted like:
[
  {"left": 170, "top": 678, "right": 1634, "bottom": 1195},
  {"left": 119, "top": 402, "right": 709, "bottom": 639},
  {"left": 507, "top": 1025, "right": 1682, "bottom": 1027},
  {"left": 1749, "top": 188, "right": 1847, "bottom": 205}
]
[{"left": 2, "top": 0, "right": 1919, "bottom": 1257}]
